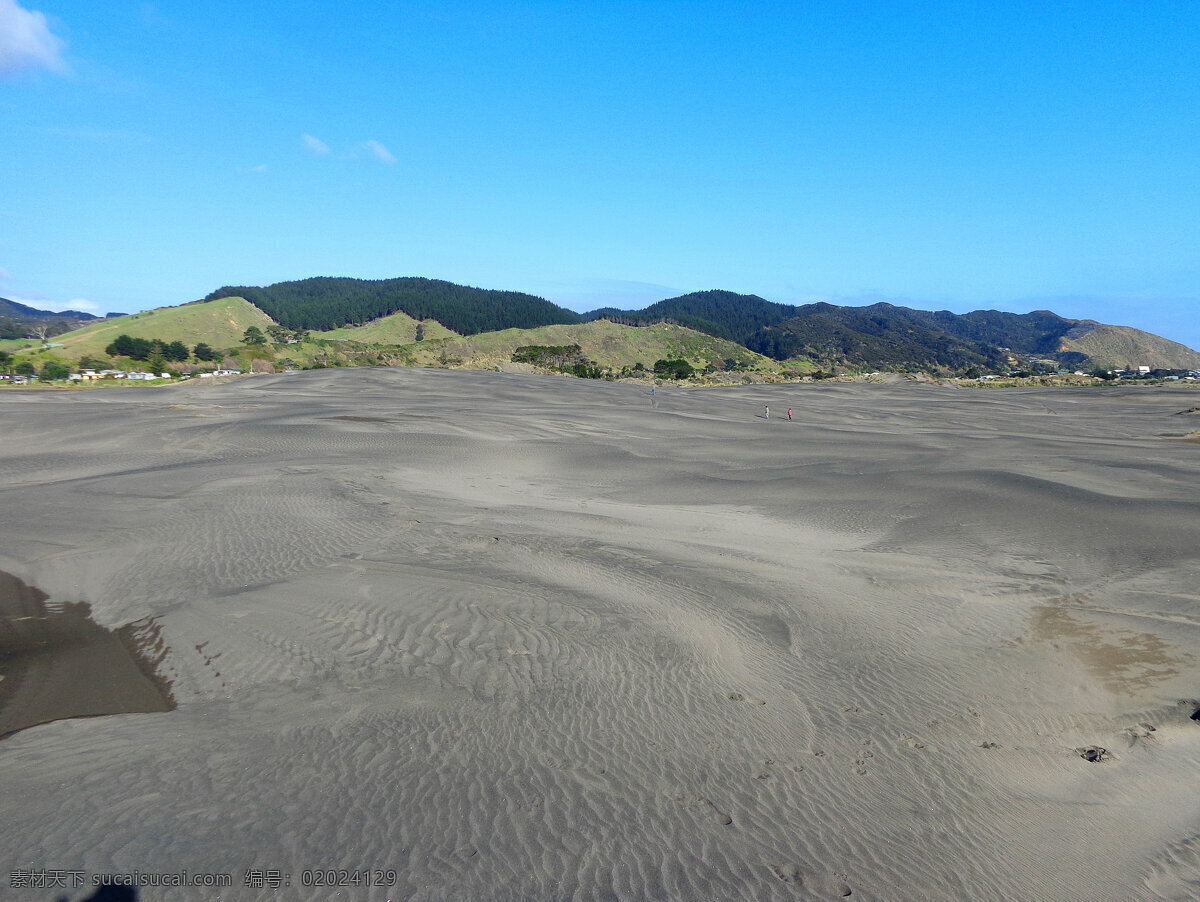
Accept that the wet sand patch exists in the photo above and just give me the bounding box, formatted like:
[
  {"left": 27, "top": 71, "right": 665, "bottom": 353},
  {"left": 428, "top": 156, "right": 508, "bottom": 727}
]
[
  {"left": 1032, "top": 598, "right": 1191, "bottom": 694},
  {"left": 0, "top": 571, "right": 175, "bottom": 739}
]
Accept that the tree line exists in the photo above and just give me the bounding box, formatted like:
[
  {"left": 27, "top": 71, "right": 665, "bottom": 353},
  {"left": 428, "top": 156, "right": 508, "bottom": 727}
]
[{"left": 105, "top": 334, "right": 219, "bottom": 362}]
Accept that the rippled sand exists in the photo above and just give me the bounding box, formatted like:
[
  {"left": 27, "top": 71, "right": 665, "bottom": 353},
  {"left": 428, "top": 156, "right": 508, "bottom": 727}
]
[{"left": 2, "top": 369, "right": 1199, "bottom": 900}]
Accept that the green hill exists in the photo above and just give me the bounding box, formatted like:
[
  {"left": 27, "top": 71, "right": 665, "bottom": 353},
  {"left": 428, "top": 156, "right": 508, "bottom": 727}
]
[
  {"left": 311, "top": 310, "right": 458, "bottom": 344},
  {"left": 11, "top": 296, "right": 276, "bottom": 364},
  {"left": 206, "top": 276, "right": 583, "bottom": 334},
  {"left": 1060, "top": 323, "right": 1200, "bottom": 371},
  {"left": 406, "top": 319, "right": 771, "bottom": 372}
]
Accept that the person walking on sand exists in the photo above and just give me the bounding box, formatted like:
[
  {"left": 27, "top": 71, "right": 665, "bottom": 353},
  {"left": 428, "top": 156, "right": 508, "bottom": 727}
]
[
  {"left": 788, "top": 408, "right": 792, "bottom": 421},
  {"left": 764, "top": 405, "right": 769, "bottom": 419}
]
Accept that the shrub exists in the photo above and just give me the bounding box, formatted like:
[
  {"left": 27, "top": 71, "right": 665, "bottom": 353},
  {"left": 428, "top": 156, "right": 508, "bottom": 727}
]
[{"left": 653, "top": 358, "right": 694, "bottom": 379}]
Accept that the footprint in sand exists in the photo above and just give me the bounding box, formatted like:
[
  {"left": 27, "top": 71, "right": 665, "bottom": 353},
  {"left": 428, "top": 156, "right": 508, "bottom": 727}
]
[
  {"left": 769, "top": 861, "right": 803, "bottom": 883},
  {"left": 725, "top": 691, "right": 766, "bottom": 706},
  {"left": 683, "top": 795, "right": 733, "bottom": 826},
  {"left": 768, "top": 863, "right": 853, "bottom": 896},
  {"left": 701, "top": 797, "right": 734, "bottom": 826},
  {"left": 1125, "top": 723, "right": 1156, "bottom": 743}
]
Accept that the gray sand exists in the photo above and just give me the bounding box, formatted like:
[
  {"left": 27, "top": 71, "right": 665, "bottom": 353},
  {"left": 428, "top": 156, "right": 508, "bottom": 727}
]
[{"left": 2, "top": 369, "right": 1199, "bottom": 900}]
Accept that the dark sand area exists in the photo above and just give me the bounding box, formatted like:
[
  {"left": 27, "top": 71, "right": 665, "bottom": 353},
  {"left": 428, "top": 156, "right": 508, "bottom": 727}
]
[{"left": 2, "top": 368, "right": 1200, "bottom": 900}]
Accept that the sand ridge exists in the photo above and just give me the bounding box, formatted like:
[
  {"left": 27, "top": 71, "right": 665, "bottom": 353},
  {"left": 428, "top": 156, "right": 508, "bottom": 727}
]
[{"left": 1, "top": 369, "right": 1199, "bottom": 900}]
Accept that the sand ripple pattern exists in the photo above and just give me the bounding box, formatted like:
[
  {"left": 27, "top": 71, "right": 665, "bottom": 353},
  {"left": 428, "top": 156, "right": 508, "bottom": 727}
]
[{"left": 3, "top": 371, "right": 1200, "bottom": 900}]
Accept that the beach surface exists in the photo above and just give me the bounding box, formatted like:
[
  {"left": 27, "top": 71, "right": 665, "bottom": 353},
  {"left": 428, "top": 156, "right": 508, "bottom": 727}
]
[{"left": 2, "top": 368, "right": 1200, "bottom": 901}]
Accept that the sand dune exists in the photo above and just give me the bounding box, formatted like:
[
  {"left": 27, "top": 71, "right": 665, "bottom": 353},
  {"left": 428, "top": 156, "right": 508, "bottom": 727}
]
[{"left": 2, "top": 369, "right": 1199, "bottom": 900}]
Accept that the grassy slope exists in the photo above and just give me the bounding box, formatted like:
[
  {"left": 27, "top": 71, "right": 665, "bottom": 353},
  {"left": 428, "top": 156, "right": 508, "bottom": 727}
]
[
  {"left": 408, "top": 320, "right": 774, "bottom": 371},
  {"left": 311, "top": 312, "right": 458, "bottom": 344},
  {"left": 1062, "top": 324, "right": 1200, "bottom": 370},
  {"left": 15, "top": 297, "right": 277, "bottom": 364}
]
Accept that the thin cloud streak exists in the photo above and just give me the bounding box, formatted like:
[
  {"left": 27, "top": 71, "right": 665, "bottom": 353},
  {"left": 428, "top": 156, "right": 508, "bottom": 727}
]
[
  {"left": 0, "top": 0, "right": 67, "bottom": 75},
  {"left": 301, "top": 133, "right": 330, "bottom": 156},
  {"left": 364, "top": 139, "right": 396, "bottom": 164}
]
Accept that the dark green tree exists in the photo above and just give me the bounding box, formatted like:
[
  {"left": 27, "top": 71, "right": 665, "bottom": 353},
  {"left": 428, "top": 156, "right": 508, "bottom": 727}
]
[
  {"left": 193, "top": 343, "right": 217, "bottom": 361},
  {"left": 41, "top": 361, "right": 71, "bottom": 381},
  {"left": 105, "top": 334, "right": 156, "bottom": 360},
  {"left": 242, "top": 326, "right": 267, "bottom": 345},
  {"left": 15, "top": 361, "right": 35, "bottom": 376},
  {"left": 146, "top": 347, "right": 168, "bottom": 374},
  {"left": 164, "top": 340, "right": 190, "bottom": 361}
]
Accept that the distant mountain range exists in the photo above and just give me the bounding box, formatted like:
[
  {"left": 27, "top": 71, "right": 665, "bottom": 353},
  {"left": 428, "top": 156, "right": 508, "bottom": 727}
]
[
  {"left": 203, "top": 277, "right": 1200, "bottom": 373},
  {"left": 0, "top": 297, "right": 125, "bottom": 341},
  {"left": 0, "top": 297, "right": 108, "bottom": 322}
]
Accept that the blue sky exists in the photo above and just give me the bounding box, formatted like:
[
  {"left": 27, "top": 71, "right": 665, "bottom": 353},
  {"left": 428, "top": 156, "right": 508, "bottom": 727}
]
[{"left": 3, "top": 1, "right": 1198, "bottom": 348}]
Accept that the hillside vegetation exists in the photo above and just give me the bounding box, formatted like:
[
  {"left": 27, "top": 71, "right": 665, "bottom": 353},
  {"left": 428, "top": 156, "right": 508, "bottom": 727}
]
[
  {"left": 35, "top": 297, "right": 276, "bottom": 361},
  {"left": 207, "top": 277, "right": 582, "bottom": 334},
  {"left": 588, "top": 292, "right": 1104, "bottom": 370},
  {"left": 6, "top": 276, "right": 1198, "bottom": 381},
  {"left": 403, "top": 320, "right": 771, "bottom": 372},
  {"left": 1059, "top": 324, "right": 1200, "bottom": 371},
  {"left": 311, "top": 310, "right": 458, "bottom": 344},
  {"left": 757, "top": 303, "right": 1005, "bottom": 369}
]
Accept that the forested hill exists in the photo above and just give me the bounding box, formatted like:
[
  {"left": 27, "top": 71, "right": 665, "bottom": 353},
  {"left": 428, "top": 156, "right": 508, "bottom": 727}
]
[
  {"left": 584, "top": 290, "right": 795, "bottom": 342},
  {"left": 755, "top": 303, "right": 1010, "bottom": 369},
  {"left": 203, "top": 277, "right": 583, "bottom": 334},
  {"left": 586, "top": 292, "right": 1094, "bottom": 369}
]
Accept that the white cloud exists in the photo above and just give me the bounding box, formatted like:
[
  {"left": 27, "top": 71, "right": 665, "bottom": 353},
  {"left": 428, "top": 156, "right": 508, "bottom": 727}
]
[
  {"left": 0, "top": 0, "right": 67, "bottom": 75},
  {"left": 250, "top": 163, "right": 268, "bottom": 172},
  {"left": 0, "top": 266, "right": 11, "bottom": 282},
  {"left": 301, "top": 133, "right": 330, "bottom": 156},
  {"left": 364, "top": 139, "right": 396, "bottom": 164}
]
